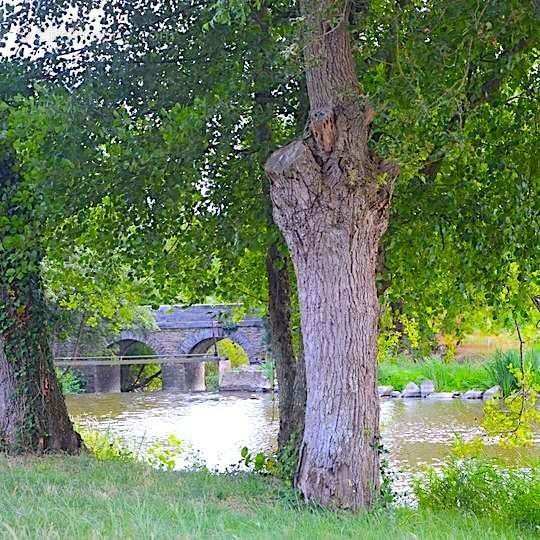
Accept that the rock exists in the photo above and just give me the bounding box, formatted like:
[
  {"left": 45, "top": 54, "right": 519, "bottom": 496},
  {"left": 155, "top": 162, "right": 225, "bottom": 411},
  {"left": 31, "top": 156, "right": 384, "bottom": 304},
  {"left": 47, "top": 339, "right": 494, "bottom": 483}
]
[
  {"left": 378, "top": 385, "right": 394, "bottom": 397},
  {"left": 483, "top": 385, "right": 501, "bottom": 400},
  {"left": 402, "top": 382, "right": 421, "bottom": 398},
  {"left": 219, "top": 366, "right": 271, "bottom": 392},
  {"left": 426, "top": 392, "right": 455, "bottom": 400},
  {"left": 420, "top": 380, "right": 435, "bottom": 397},
  {"left": 390, "top": 391, "right": 402, "bottom": 398},
  {"left": 462, "top": 390, "right": 484, "bottom": 399}
]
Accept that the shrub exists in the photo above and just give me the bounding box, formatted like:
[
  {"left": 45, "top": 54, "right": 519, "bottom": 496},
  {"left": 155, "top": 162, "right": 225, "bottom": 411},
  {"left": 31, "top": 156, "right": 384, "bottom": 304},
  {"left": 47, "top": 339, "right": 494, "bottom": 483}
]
[
  {"left": 414, "top": 458, "right": 540, "bottom": 529},
  {"left": 77, "top": 426, "right": 182, "bottom": 470},
  {"left": 77, "top": 426, "right": 134, "bottom": 462},
  {"left": 56, "top": 368, "right": 84, "bottom": 394}
]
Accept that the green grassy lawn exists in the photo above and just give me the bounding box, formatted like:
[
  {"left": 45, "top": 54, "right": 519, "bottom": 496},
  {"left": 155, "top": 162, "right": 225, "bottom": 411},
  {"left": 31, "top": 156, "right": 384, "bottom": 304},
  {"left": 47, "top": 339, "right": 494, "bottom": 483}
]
[{"left": 0, "top": 456, "right": 536, "bottom": 539}]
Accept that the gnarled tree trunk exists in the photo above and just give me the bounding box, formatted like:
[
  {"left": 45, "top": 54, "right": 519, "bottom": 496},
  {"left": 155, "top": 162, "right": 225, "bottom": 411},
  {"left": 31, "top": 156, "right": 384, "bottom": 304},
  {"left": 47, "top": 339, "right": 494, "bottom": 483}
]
[{"left": 265, "top": 0, "right": 397, "bottom": 510}]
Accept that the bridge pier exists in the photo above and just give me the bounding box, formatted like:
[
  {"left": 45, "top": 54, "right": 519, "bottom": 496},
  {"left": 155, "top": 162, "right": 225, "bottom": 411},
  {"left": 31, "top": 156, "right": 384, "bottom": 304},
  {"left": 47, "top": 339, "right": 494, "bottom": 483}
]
[
  {"left": 162, "top": 362, "right": 187, "bottom": 391},
  {"left": 218, "top": 359, "right": 231, "bottom": 385},
  {"left": 94, "top": 365, "right": 121, "bottom": 393},
  {"left": 185, "top": 362, "right": 206, "bottom": 392}
]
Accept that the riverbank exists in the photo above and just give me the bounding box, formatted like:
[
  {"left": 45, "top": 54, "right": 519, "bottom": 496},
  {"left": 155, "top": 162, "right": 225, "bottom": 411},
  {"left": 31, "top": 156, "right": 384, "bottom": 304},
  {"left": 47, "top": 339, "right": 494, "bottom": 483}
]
[{"left": 0, "top": 455, "right": 537, "bottom": 539}]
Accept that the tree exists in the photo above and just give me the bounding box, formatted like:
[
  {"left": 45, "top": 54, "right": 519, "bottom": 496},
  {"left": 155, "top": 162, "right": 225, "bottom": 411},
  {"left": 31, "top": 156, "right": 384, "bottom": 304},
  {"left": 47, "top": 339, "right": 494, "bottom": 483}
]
[
  {"left": 3, "top": 0, "right": 309, "bottom": 453},
  {"left": 265, "top": 0, "right": 396, "bottom": 509},
  {"left": 0, "top": 70, "right": 81, "bottom": 452},
  {"left": 265, "top": 0, "right": 538, "bottom": 509}
]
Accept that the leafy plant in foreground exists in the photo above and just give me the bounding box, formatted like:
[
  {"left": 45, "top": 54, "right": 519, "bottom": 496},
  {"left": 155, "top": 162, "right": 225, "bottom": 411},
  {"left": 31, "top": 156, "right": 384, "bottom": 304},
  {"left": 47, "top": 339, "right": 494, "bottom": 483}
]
[{"left": 414, "top": 458, "right": 540, "bottom": 530}]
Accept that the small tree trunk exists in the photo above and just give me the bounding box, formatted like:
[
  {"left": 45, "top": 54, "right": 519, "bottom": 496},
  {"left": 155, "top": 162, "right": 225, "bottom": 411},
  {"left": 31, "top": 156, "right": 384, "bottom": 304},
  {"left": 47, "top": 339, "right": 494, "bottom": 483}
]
[
  {"left": 265, "top": 0, "right": 398, "bottom": 509},
  {"left": 266, "top": 241, "right": 304, "bottom": 450},
  {"left": 0, "top": 278, "right": 82, "bottom": 453}
]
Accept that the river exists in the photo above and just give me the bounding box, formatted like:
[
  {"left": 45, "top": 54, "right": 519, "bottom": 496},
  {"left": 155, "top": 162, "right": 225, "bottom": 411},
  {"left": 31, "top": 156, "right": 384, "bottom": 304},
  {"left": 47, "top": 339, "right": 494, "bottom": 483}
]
[{"left": 67, "top": 391, "right": 539, "bottom": 482}]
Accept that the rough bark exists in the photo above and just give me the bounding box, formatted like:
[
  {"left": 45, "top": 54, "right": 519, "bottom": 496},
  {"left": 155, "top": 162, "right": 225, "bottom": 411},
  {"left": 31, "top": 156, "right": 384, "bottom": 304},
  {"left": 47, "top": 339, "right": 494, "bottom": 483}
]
[
  {"left": 0, "top": 279, "right": 82, "bottom": 453},
  {"left": 265, "top": 0, "right": 398, "bottom": 510},
  {"left": 266, "top": 241, "right": 304, "bottom": 450}
]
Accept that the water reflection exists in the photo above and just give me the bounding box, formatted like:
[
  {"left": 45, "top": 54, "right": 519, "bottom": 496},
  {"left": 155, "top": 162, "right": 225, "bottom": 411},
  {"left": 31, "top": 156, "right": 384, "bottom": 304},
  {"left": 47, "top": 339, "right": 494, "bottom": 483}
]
[{"left": 67, "top": 392, "right": 539, "bottom": 473}]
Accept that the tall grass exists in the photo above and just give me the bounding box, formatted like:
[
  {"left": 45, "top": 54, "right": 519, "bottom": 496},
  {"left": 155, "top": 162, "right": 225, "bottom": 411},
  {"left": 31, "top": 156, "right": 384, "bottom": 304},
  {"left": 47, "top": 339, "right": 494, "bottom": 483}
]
[
  {"left": 485, "top": 348, "right": 540, "bottom": 397},
  {"left": 378, "top": 356, "right": 491, "bottom": 391},
  {"left": 0, "top": 455, "right": 537, "bottom": 539},
  {"left": 378, "top": 348, "right": 540, "bottom": 393},
  {"left": 415, "top": 458, "right": 540, "bottom": 529}
]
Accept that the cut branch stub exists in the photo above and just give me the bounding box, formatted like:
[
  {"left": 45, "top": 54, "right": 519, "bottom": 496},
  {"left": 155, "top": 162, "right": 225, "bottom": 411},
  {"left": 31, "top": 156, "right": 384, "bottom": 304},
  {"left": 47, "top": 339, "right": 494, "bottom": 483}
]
[{"left": 309, "top": 107, "right": 336, "bottom": 153}]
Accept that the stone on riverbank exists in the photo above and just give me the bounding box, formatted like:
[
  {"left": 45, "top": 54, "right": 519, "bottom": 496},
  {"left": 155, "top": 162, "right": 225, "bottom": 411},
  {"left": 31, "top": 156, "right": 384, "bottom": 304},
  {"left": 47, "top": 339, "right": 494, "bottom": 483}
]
[
  {"left": 482, "top": 385, "right": 501, "bottom": 400},
  {"left": 426, "top": 392, "right": 455, "bottom": 400},
  {"left": 378, "top": 385, "right": 394, "bottom": 397},
  {"left": 219, "top": 366, "right": 271, "bottom": 392},
  {"left": 420, "top": 380, "right": 435, "bottom": 397},
  {"left": 402, "top": 382, "right": 421, "bottom": 398},
  {"left": 390, "top": 391, "right": 402, "bottom": 398},
  {"left": 462, "top": 389, "right": 484, "bottom": 399}
]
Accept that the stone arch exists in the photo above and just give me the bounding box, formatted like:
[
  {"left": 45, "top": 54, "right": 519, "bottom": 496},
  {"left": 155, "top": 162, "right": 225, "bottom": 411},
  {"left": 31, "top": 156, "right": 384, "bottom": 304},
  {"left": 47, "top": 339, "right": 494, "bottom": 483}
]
[
  {"left": 103, "top": 331, "right": 165, "bottom": 393},
  {"left": 179, "top": 327, "right": 263, "bottom": 364},
  {"left": 107, "top": 329, "right": 170, "bottom": 358}
]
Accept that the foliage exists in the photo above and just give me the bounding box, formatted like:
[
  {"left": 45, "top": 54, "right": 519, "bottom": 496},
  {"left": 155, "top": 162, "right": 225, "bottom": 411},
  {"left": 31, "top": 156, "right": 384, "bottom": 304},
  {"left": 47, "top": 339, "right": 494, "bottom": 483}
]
[
  {"left": 205, "top": 338, "right": 250, "bottom": 390},
  {"left": 239, "top": 446, "right": 277, "bottom": 475},
  {"left": 76, "top": 426, "right": 135, "bottom": 463},
  {"left": 77, "top": 426, "right": 182, "bottom": 471},
  {"left": 218, "top": 339, "right": 249, "bottom": 368},
  {"left": 415, "top": 458, "right": 540, "bottom": 530},
  {"left": 55, "top": 368, "right": 84, "bottom": 394},
  {"left": 5, "top": 1, "right": 538, "bottom": 348},
  {"left": 378, "top": 356, "right": 492, "bottom": 391},
  {"left": 259, "top": 359, "right": 275, "bottom": 387},
  {"left": 145, "top": 435, "right": 183, "bottom": 471},
  {"left": 482, "top": 363, "right": 540, "bottom": 448}
]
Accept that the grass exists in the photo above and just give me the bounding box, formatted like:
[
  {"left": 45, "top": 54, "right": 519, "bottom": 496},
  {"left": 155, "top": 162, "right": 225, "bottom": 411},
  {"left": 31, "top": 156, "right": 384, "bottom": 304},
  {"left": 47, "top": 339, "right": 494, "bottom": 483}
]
[
  {"left": 0, "top": 455, "right": 537, "bottom": 539},
  {"left": 378, "top": 357, "right": 492, "bottom": 392},
  {"left": 378, "top": 349, "right": 540, "bottom": 393}
]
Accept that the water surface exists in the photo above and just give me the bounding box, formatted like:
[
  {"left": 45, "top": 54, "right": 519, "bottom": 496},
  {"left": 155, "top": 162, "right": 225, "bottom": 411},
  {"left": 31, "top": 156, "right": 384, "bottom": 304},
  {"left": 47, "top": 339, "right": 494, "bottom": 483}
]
[{"left": 67, "top": 392, "right": 539, "bottom": 475}]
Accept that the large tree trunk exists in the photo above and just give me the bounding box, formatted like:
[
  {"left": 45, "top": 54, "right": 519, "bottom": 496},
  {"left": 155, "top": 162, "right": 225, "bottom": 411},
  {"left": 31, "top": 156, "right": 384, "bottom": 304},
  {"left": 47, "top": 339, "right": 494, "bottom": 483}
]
[
  {"left": 0, "top": 154, "right": 81, "bottom": 454},
  {"left": 0, "top": 277, "right": 82, "bottom": 453},
  {"left": 265, "top": 0, "right": 398, "bottom": 510}
]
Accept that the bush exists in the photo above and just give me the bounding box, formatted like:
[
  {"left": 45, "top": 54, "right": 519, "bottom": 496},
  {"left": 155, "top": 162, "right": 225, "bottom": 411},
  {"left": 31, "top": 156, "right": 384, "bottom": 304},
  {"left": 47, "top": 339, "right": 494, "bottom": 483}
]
[
  {"left": 414, "top": 458, "right": 540, "bottom": 529},
  {"left": 56, "top": 368, "right": 84, "bottom": 394},
  {"left": 77, "top": 426, "right": 182, "bottom": 470}
]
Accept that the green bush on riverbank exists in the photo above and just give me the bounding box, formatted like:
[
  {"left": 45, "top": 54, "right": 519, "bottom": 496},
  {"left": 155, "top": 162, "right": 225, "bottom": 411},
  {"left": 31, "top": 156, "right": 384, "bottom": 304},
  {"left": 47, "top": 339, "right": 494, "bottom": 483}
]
[{"left": 0, "top": 456, "right": 538, "bottom": 539}]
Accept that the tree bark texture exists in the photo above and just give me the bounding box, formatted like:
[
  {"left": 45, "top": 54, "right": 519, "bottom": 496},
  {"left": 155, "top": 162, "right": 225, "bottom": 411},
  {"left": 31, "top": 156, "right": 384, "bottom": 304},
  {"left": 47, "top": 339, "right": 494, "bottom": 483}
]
[
  {"left": 0, "top": 278, "right": 82, "bottom": 453},
  {"left": 265, "top": 0, "right": 398, "bottom": 510},
  {"left": 0, "top": 154, "right": 81, "bottom": 454},
  {"left": 266, "top": 241, "right": 306, "bottom": 450}
]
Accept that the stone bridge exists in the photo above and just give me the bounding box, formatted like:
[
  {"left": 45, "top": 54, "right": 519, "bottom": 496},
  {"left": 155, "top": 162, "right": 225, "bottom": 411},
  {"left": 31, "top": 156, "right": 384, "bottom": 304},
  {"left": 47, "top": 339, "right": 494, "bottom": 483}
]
[{"left": 56, "top": 305, "right": 266, "bottom": 393}]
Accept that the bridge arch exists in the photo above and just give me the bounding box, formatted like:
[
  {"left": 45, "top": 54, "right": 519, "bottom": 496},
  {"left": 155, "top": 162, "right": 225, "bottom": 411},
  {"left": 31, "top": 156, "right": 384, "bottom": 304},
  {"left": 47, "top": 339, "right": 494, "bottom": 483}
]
[
  {"left": 104, "top": 334, "right": 163, "bottom": 392},
  {"left": 178, "top": 328, "right": 259, "bottom": 363}
]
